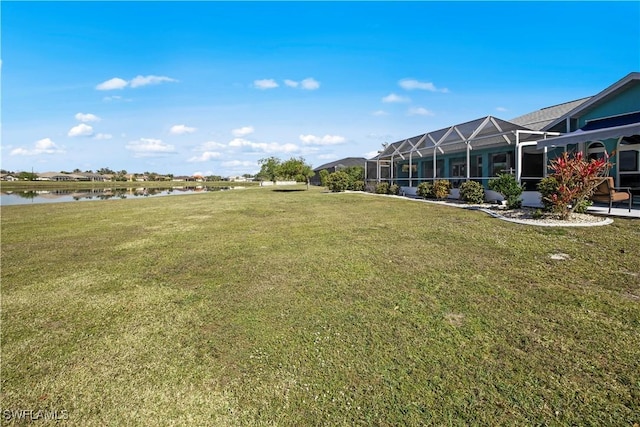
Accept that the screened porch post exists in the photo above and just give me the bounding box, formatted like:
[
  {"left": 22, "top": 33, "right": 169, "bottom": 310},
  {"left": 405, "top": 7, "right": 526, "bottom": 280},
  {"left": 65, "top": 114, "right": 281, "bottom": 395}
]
[
  {"left": 516, "top": 130, "right": 523, "bottom": 183},
  {"left": 409, "top": 151, "right": 413, "bottom": 187},
  {"left": 466, "top": 142, "right": 471, "bottom": 181},
  {"left": 433, "top": 148, "right": 437, "bottom": 180}
]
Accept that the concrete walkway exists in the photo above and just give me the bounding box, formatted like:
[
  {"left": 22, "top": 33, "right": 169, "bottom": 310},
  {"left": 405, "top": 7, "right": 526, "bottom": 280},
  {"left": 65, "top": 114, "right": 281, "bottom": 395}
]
[{"left": 587, "top": 204, "right": 640, "bottom": 219}]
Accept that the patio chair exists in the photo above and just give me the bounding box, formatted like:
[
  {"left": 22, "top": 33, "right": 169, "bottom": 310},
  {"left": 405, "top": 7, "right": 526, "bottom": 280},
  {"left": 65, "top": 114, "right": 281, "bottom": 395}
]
[{"left": 591, "top": 177, "right": 632, "bottom": 213}]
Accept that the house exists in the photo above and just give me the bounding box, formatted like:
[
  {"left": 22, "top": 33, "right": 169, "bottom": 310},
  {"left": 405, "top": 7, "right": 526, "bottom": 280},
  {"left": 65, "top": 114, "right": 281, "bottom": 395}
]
[
  {"left": 77, "top": 172, "right": 109, "bottom": 182},
  {"left": 367, "top": 72, "right": 640, "bottom": 205},
  {"left": 0, "top": 174, "right": 19, "bottom": 181},
  {"left": 536, "top": 72, "right": 640, "bottom": 189},
  {"left": 36, "top": 172, "right": 76, "bottom": 181},
  {"left": 311, "top": 157, "right": 367, "bottom": 185}
]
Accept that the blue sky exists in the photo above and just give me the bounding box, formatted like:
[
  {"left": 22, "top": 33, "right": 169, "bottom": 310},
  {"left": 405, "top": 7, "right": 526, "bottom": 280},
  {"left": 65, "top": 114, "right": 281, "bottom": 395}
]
[{"left": 2, "top": 1, "right": 639, "bottom": 177}]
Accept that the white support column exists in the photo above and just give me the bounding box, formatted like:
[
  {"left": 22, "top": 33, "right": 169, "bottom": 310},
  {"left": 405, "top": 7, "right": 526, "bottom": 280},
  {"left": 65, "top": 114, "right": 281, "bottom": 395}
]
[
  {"left": 433, "top": 148, "right": 437, "bottom": 180},
  {"left": 466, "top": 142, "right": 471, "bottom": 180},
  {"left": 515, "top": 131, "right": 522, "bottom": 183}
]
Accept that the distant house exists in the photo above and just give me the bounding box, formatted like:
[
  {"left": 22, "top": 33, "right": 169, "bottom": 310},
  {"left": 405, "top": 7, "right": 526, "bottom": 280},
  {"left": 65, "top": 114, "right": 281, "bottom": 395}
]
[
  {"left": 173, "top": 175, "right": 198, "bottom": 182},
  {"left": 0, "top": 174, "right": 19, "bottom": 181},
  {"left": 311, "top": 157, "right": 367, "bottom": 185},
  {"left": 37, "top": 172, "right": 75, "bottom": 181},
  {"left": 78, "top": 172, "right": 108, "bottom": 182}
]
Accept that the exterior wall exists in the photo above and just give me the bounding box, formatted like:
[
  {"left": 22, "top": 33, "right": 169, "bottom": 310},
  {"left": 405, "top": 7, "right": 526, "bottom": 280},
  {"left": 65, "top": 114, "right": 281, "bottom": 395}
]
[{"left": 578, "top": 83, "right": 640, "bottom": 128}]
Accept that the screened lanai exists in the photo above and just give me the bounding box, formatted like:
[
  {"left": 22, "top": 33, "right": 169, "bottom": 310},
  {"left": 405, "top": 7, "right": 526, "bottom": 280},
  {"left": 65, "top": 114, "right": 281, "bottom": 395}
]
[{"left": 366, "top": 115, "right": 560, "bottom": 189}]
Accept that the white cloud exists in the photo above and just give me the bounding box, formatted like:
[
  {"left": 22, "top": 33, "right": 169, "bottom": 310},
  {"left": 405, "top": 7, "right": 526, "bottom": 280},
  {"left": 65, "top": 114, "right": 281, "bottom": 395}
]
[
  {"left": 96, "top": 77, "right": 128, "bottom": 90},
  {"left": 170, "top": 124, "right": 197, "bottom": 135},
  {"left": 94, "top": 133, "right": 113, "bottom": 140},
  {"left": 300, "top": 78, "right": 320, "bottom": 90},
  {"left": 408, "top": 107, "right": 434, "bottom": 116},
  {"left": 283, "top": 78, "right": 319, "bottom": 90},
  {"left": 496, "top": 106, "right": 508, "bottom": 112},
  {"left": 10, "top": 138, "right": 64, "bottom": 156},
  {"left": 372, "top": 110, "right": 389, "bottom": 116},
  {"left": 299, "top": 134, "right": 346, "bottom": 146},
  {"left": 188, "top": 151, "right": 222, "bottom": 162},
  {"left": 317, "top": 153, "right": 337, "bottom": 160},
  {"left": 125, "top": 138, "right": 175, "bottom": 157},
  {"left": 229, "top": 138, "right": 298, "bottom": 153},
  {"left": 68, "top": 123, "right": 94, "bottom": 137},
  {"left": 75, "top": 112, "right": 100, "bottom": 122},
  {"left": 399, "top": 79, "right": 449, "bottom": 93},
  {"left": 130, "top": 75, "right": 178, "bottom": 88},
  {"left": 364, "top": 150, "right": 380, "bottom": 159},
  {"left": 228, "top": 138, "right": 253, "bottom": 148},
  {"left": 198, "top": 140, "right": 227, "bottom": 150},
  {"left": 96, "top": 75, "right": 177, "bottom": 91},
  {"left": 103, "top": 95, "right": 132, "bottom": 102},
  {"left": 232, "top": 126, "right": 255, "bottom": 137},
  {"left": 382, "top": 93, "right": 410, "bottom": 103},
  {"left": 254, "top": 79, "right": 279, "bottom": 90}
]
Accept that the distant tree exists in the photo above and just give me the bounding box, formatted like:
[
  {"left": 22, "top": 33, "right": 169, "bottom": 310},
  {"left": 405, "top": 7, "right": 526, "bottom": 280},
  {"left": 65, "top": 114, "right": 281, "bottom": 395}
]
[
  {"left": 257, "top": 157, "right": 282, "bottom": 184},
  {"left": 98, "top": 167, "right": 115, "bottom": 174},
  {"left": 242, "top": 173, "right": 253, "bottom": 179},
  {"left": 73, "top": 168, "right": 82, "bottom": 173},
  {"left": 280, "top": 157, "right": 314, "bottom": 189},
  {"left": 17, "top": 171, "right": 38, "bottom": 181}
]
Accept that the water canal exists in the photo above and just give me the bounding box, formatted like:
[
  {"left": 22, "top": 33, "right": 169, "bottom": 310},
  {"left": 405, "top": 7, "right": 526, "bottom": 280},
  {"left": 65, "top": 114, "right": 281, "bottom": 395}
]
[{"left": 0, "top": 186, "right": 233, "bottom": 206}]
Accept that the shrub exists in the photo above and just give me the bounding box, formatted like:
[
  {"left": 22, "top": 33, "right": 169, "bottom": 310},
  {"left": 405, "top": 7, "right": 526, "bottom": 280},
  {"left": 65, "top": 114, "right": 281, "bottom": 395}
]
[
  {"left": 459, "top": 180, "right": 485, "bottom": 204},
  {"left": 350, "top": 180, "right": 365, "bottom": 191},
  {"left": 574, "top": 199, "right": 593, "bottom": 214},
  {"left": 489, "top": 174, "right": 523, "bottom": 209},
  {"left": 325, "top": 171, "right": 350, "bottom": 192},
  {"left": 433, "top": 180, "right": 451, "bottom": 199},
  {"left": 319, "top": 169, "right": 330, "bottom": 187},
  {"left": 375, "top": 182, "right": 390, "bottom": 194},
  {"left": 417, "top": 182, "right": 434, "bottom": 199},
  {"left": 388, "top": 184, "right": 400, "bottom": 195},
  {"left": 537, "top": 176, "right": 559, "bottom": 211},
  {"left": 546, "top": 151, "right": 611, "bottom": 220}
]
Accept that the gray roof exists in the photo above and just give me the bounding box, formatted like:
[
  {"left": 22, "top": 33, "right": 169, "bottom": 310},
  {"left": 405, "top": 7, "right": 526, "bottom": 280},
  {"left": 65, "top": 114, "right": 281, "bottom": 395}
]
[
  {"left": 314, "top": 157, "right": 367, "bottom": 171},
  {"left": 509, "top": 97, "right": 591, "bottom": 131},
  {"left": 375, "top": 116, "right": 538, "bottom": 159}
]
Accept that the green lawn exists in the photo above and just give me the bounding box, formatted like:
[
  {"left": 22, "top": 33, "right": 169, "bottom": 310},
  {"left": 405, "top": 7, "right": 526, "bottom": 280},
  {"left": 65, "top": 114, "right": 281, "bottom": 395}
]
[{"left": 1, "top": 186, "right": 638, "bottom": 426}]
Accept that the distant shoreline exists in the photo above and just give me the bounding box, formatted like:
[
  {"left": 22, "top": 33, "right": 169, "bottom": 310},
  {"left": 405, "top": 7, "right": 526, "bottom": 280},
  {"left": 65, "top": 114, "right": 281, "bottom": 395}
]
[{"left": 0, "top": 180, "right": 261, "bottom": 192}]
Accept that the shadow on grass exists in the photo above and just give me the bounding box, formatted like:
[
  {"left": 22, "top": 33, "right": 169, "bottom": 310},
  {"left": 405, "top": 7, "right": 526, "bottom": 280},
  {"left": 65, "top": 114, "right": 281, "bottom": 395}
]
[{"left": 272, "top": 189, "right": 307, "bottom": 193}]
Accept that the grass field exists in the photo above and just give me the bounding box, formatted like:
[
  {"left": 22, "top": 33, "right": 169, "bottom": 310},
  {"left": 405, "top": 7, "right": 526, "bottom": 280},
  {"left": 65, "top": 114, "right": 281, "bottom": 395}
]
[{"left": 1, "top": 186, "right": 638, "bottom": 426}]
